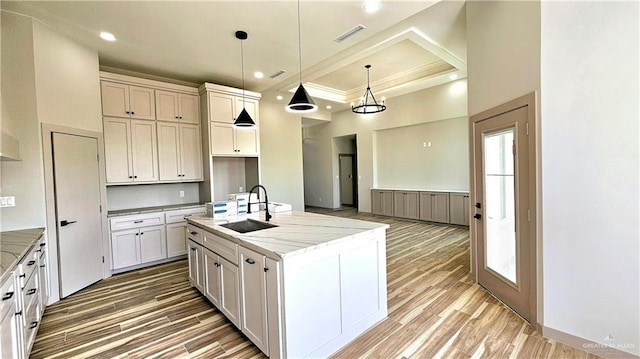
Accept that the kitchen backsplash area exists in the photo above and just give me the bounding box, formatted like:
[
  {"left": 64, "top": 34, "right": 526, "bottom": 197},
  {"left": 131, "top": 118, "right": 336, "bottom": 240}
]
[{"left": 106, "top": 182, "right": 200, "bottom": 210}]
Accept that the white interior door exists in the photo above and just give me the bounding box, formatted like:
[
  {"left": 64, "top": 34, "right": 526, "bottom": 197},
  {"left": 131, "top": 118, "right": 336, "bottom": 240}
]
[
  {"left": 53, "top": 133, "right": 104, "bottom": 298},
  {"left": 339, "top": 154, "right": 354, "bottom": 206}
]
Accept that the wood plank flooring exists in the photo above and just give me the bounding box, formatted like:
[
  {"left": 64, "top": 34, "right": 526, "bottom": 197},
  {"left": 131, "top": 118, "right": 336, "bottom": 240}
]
[{"left": 31, "top": 208, "right": 600, "bottom": 359}]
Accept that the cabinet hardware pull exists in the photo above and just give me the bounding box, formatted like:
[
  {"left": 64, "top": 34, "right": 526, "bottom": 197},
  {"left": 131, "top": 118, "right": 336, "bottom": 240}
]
[
  {"left": 29, "top": 321, "right": 38, "bottom": 329},
  {"left": 263, "top": 267, "right": 269, "bottom": 272},
  {"left": 27, "top": 260, "right": 36, "bottom": 267},
  {"left": 15, "top": 310, "right": 22, "bottom": 316},
  {"left": 27, "top": 288, "right": 36, "bottom": 295},
  {"left": 475, "top": 202, "right": 481, "bottom": 209},
  {"left": 40, "top": 243, "right": 46, "bottom": 247},
  {"left": 179, "top": 116, "right": 183, "bottom": 119},
  {"left": 134, "top": 175, "right": 138, "bottom": 179},
  {"left": 245, "top": 258, "right": 256, "bottom": 265},
  {"left": 2, "top": 292, "right": 14, "bottom": 301},
  {"left": 140, "top": 232, "right": 144, "bottom": 235},
  {"left": 126, "top": 111, "right": 130, "bottom": 114},
  {"left": 131, "top": 111, "right": 135, "bottom": 115},
  {"left": 40, "top": 265, "right": 45, "bottom": 268},
  {"left": 190, "top": 231, "right": 197, "bottom": 235},
  {"left": 215, "top": 262, "right": 220, "bottom": 267},
  {"left": 190, "top": 248, "right": 196, "bottom": 251},
  {"left": 36, "top": 249, "right": 41, "bottom": 253},
  {"left": 134, "top": 220, "right": 143, "bottom": 223},
  {"left": 129, "top": 176, "right": 133, "bottom": 179},
  {"left": 175, "top": 116, "right": 179, "bottom": 119},
  {"left": 19, "top": 274, "right": 25, "bottom": 278}
]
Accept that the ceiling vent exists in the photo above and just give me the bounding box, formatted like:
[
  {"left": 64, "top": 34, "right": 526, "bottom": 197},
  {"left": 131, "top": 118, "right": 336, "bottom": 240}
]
[
  {"left": 334, "top": 24, "right": 366, "bottom": 43},
  {"left": 269, "top": 70, "right": 286, "bottom": 79}
]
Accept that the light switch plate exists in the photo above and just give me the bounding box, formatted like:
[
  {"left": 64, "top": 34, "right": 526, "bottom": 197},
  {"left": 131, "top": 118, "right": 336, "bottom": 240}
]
[{"left": 0, "top": 196, "right": 15, "bottom": 207}]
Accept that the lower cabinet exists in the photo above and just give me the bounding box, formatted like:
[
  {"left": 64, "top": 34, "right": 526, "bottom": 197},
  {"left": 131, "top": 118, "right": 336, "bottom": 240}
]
[
  {"left": 239, "top": 247, "right": 269, "bottom": 355},
  {"left": 393, "top": 191, "right": 420, "bottom": 219},
  {"left": 111, "top": 225, "right": 166, "bottom": 270},
  {"left": 419, "top": 191, "right": 450, "bottom": 223},
  {"left": 187, "top": 239, "right": 204, "bottom": 292},
  {"left": 0, "top": 273, "right": 20, "bottom": 359},
  {"left": 203, "top": 248, "right": 241, "bottom": 328},
  {"left": 450, "top": 193, "right": 470, "bottom": 226},
  {"left": 371, "top": 190, "right": 394, "bottom": 216}
]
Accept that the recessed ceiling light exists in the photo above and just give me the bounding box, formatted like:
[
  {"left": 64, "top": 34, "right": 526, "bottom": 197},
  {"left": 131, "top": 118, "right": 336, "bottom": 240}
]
[
  {"left": 363, "top": 0, "right": 381, "bottom": 13},
  {"left": 276, "top": 95, "right": 283, "bottom": 101},
  {"left": 99, "top": 32, "right": 116, "bottom": 41},
  {"left": 326, "top": 105, "right": 332, "bottom": 110},
  {"left": 254, "top": 71, "right": 264, "bottom": 79},
  {"left": 449, "top": 74, "right": 458, "bottom": 80}
]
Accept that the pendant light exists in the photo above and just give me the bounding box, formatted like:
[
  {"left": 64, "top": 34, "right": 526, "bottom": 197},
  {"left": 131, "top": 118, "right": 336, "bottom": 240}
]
[
  {"left": 234, "top": 30, "right": 256, "bottom": 127},
  {"left": 352, "top": 64, "right": 386, "bottom": 114},
  {"left": 286, "top": 0, "right": 317, "bottom": 113}
]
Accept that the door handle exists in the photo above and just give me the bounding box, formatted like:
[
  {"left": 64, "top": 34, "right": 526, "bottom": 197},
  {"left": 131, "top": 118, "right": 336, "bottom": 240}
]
[
  {"left": 474, "top": 214, "right": 482, "bottom": 220},
  {"left": 60, "top": 220, "right": 77, "bottom": 227}
]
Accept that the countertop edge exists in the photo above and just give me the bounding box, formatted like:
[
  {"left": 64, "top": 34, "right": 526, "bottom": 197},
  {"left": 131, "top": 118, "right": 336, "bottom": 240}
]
[
  {"left": 107, "top": 203, "right": 205, "bottom": 217},
  {"left": 0, "top": 228, "right": 45, "bottom": 284}
]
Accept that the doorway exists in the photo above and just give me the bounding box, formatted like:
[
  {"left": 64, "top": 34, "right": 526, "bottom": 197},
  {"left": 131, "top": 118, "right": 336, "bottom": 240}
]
[
  {"left": 42, "top": 125, "right": 109, "bottom": 302},
  {"left": 470, "top": 93, "right": 537, "bottom": 324},
  {"left": 339, "top": 154, "right": 357, "bottom": 207}
]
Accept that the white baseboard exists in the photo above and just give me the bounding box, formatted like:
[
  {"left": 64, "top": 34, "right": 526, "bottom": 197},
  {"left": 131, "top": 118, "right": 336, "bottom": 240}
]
[{"left": 543, "top": 326, "right": 639, "bottom": 359}]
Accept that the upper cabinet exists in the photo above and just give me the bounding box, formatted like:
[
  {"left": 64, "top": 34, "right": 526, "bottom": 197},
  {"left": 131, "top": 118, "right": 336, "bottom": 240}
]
[
  {"left": 157, "top": 122, "right": 203, "bottom": 181},
  {"left": 155, "top": 90, "right": 200, "bottom": 124},
  {"left": 104, "top": 117, "right": 159, "bottom": 184},
  {"left": 101, "top": 81, "right": 155, "bottom": 120},
  {"left": 200, "top": 83, "right": 261, "bottom": 157}
]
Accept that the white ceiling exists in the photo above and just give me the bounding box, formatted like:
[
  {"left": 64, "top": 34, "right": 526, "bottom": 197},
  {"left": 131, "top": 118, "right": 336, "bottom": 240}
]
[{"left": 1, "top": 0, "right": 467, "bottom": 112}]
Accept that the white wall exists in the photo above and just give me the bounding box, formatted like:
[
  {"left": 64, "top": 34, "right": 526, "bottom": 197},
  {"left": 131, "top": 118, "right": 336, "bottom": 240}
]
[
  {"left": 541, "top": 1, "right": 639, "bottom": 356},
  {"left": 466, "top": 0, "right": 541, "bottom": 116},
  {"left": 303, "top": 79, "right": 468, "bottom": 212},
  {"left": 259, "top": 101, "right": 305, "bottom": 211},
  {"left": 0, "top": 12, "right": 43, "bottom": 231},
  {"left": 375, "top": 117, "right": 468, "bottom": 191}
]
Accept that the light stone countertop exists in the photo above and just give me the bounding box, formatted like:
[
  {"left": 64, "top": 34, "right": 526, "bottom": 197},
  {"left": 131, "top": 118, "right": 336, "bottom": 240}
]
[
  {"left": 371, "top": 187, "right": 469, "bottom": 194},
  {"left": 0, "top": 228, "right": 45, "bottom": 283},
  {"left": 107, "top": 202, "right": 205, "bottom": 217},
  {"left": 187, "top": 210, "right": 389, "bottom": 260}
]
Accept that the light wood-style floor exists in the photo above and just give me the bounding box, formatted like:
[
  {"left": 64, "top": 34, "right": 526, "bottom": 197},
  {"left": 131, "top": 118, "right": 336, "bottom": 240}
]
[{"left": 31, "top": 208, "right": 599, "bottom": 359}]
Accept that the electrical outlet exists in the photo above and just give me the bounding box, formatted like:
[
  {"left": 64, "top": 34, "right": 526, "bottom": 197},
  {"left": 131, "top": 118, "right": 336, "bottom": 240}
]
[
  {"left": 319, "top": 197, "right": 322, "bottom": 202},
  {"left": 239, "top": 186, "right": 243, "bottom": 192},
  {"left": 179, "top": 191, "right": 185, "bottom": 198},
  {"left": 0, "top": 196, "right": 16, "bottom": 207}
]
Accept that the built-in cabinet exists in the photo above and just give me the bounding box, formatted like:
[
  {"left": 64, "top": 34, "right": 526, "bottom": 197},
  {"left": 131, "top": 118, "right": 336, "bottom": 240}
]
[
  {"left": 419, "top": 192, "right": 450, "bottom": 223},
  {"left": 100, "top": 72, "right": 203, "bottom": 185},
  {"left": 101, "top": 81, "right": 156, "bottom": 120},
  {"left": 155, "top": 90, "right": 200, "bottom": 124},
  {"left": 103, "top": 117, "right": 159, "bottom": 183},
  {"left": 372, "top": 189, "right": 469, "bottom": 226},
  {"left": 393, "top": 191, "right": 420, "bottom": 220},
  {"left": 200, "top": 84, "right": 261, "bottom": 157},
  {"left": 449, "top": 193, "right": 470, "bottom": 226},
  {"left": 157, "top": 122, "right": 202, "bottom": 181},
  {"left": 1, "top": 234, "right": 48, "bottom": 359},
  {"left": 239, "top": 246, "right": 269, "bottom": 354},
  {"left": 371, "top": 190, "right": 394, "bottom": 217}
]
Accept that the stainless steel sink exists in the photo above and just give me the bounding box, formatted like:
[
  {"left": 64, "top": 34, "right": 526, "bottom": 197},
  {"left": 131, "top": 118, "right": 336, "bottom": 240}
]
[{"left": 219, "top": 219, "right": 278, "bottom": 233}]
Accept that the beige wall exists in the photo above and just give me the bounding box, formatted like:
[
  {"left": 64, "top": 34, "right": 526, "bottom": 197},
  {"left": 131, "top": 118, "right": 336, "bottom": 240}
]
[
  {"left": 303, "top": 79, "right": 468, "bottom": 212},
  {"left": 375, "top": 117, "right": 468, "bottom": 191},
  {"left": 258, "top": 101, "right": 305, "bottom": 211},
  {"left": 0, "top": 13, "right": 102, "bottom": 231},
  {"left": 541, "top": 1, "right": 639, "bottom": 356}
]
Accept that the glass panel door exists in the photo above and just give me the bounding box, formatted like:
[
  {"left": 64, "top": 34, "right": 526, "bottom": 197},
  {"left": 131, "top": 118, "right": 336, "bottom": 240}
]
[{"left": 483, "top": 128, "right": 516, "bottom": 284}]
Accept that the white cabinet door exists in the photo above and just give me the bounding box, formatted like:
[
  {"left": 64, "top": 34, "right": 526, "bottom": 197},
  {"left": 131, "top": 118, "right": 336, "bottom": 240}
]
[
  {"left": 0, "top": 275, "right": 20, "bottom": 359},
  {"left": 210, "top": 122, "right": 235, "bottom": 155},
  {"left": 103, "top": 117, "right": 133, "bottom": 183},
  {"left": 157, "top": 122, "right": 181, "bottom": 181},
  {"left": 219, "top": 256, "right": 241, "bottom": 329},
  {"left": 130, "top": 120, "right": 159, "bottom": 182},
  {"left": 139, "top": 225, "right": 166, "bottom": 263},
  {"left": 155, "top": 90, "right": 179, "bottom": 122},
  {"left": 188, "top": 240, "right": 203, "bottom": 291},
  {"left": 180, "top": 124, "right": 203, "bottom": 180},
  {"left": 128, "top": 86, "right": 155, "bottom": 120},
  {"left": 208, "top": 93, "right": 235, "bottom": 123},
  {"left": 111, "top": 229, "right": 140, "bottom": 269},
  {"left": 166, "top": 222, "right": 187, "bottom": 257},
  {"left": 239, "top": 246, "right": 269, "bottom": 354},
  {"left": 203, "top": 249, "right": 221, "bottom": 308},
  {"left": 235, "top": 127, "right": 258, "bottom": 155},
  {"left": 179, "top": 94, "right": 200, "bottom": 124},
  {"left": 101, "top": 81, "right": 130, "bottom": 118}
]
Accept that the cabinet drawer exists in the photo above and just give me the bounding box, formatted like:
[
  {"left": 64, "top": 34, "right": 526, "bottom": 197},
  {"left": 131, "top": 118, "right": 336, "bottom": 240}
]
[
  {"left": 22, "top": 271, "right": 39, "bottom": 315},
  {"left": 17, "top": 246, "right": 39, "bottom": 289},
  {"left": 203, "top": 231, "right": 238, "bottom": 265},
  {"left": 23, "top": 296, "right": 40, "bottom": 353},
  {"left": 0, "top": 274, "right": 16, "bottom": 315},
  {"left": 110, "top": 212, "right": 165, "bottom": 231},
  {"left": 187, "top": 225, "right": 203, "bottom": 245},
  {"left": 165, "top": 207, "right": 205, "bottom": 224}
]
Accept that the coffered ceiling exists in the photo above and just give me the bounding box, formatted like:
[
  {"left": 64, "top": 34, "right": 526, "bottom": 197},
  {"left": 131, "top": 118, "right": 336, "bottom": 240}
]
[{"left": 1, "top": 0, "right": 467, "bottom": 112}]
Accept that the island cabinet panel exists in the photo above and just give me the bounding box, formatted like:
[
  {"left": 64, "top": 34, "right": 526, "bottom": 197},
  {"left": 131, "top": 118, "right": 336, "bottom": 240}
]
[
  {"left": 239, "top": 247, "right": 269, "bottom": 355},
  {"left": 203, "top": 248, "right": 241, "bottom": 328},
  {"left": 187, "top": 240, "right": 204, "bottom": 292}
]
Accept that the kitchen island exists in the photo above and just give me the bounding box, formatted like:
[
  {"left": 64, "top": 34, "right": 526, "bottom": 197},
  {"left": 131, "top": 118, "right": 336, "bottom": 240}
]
[{"left": 187, "top": 210, "right": 389, "bottom": 359}]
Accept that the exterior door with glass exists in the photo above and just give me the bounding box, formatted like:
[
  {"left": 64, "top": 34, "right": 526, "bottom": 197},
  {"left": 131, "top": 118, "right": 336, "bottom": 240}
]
[{"left": 472, "top": 94, "right": 536, "bottom": 323}]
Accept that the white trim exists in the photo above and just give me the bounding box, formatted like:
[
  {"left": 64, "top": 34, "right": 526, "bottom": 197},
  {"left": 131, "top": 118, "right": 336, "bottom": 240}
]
[
  {"left": 543, "top": 326, "right": 639, "bottom": 359},
  {"left": 100, "top": 71, "right": 199, "bottom": 95}
]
